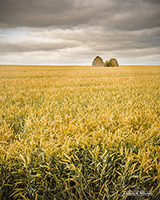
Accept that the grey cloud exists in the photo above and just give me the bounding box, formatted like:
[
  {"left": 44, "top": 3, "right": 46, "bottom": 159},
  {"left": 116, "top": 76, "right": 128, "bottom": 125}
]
[
  {"left": 40, "top": 26, "right": 160, "bottom": 51},
  {"left": 0, "top": 0, "right": 160, "bottom": 65},
  {"left": 1, "top": 26, "right": 159, "bottom": 54},
  {"left": 0, "top": 40, "right": 76, "bottom": 54},
  {"left": 0, "top": 0, "right": 160, "bottom": 30},
  {"left": 144, "top": 0, "right": 160, "bottom": 3},
  {"left": 0, "top": 0, "right": 73, "bottom": 27}
]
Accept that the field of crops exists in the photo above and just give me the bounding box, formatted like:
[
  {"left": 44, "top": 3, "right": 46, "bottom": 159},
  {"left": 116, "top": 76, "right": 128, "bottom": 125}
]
[{"left": 0, "top": 65, "right": 160, "bottom": 200}]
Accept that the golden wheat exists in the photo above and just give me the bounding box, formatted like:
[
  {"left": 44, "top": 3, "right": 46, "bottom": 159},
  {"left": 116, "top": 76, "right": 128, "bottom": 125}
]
[{"left": 0, "top": 65, "right": 160, "bottom": 199}]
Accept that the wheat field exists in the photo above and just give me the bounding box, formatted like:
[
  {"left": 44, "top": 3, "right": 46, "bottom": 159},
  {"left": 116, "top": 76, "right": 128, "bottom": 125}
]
[{"left": 0, "top": 65, "right": 160, "bottom": 200}]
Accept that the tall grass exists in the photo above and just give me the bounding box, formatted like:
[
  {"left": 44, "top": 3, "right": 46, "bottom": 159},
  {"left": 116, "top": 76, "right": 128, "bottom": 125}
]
[{"left": 0, "top": 65, "right": 160, "bottom": 199}]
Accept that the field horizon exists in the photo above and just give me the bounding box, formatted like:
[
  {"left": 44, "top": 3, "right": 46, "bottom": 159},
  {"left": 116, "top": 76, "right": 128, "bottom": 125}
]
[{"left": 0, "top": 64, "right": 160, "bottom": 67}]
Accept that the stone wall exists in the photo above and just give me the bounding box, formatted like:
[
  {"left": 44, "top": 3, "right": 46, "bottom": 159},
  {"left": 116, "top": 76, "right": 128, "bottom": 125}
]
[
  {"left": 92, "top": 56, "right": 105, "bottom": 67},
  {"left": 109, "top": 58, "right": 119, "bottom": 67}
]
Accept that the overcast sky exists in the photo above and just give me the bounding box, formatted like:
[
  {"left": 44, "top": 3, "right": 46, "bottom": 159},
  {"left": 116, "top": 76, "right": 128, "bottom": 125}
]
[{"left": 0, "top": 0, "right": 160, "bottom": 65}]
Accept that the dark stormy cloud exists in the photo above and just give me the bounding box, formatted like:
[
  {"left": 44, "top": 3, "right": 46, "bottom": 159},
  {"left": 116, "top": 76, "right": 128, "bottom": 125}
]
[{"left": 0, "top": 0, "right": 160, "bottom": 65}]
